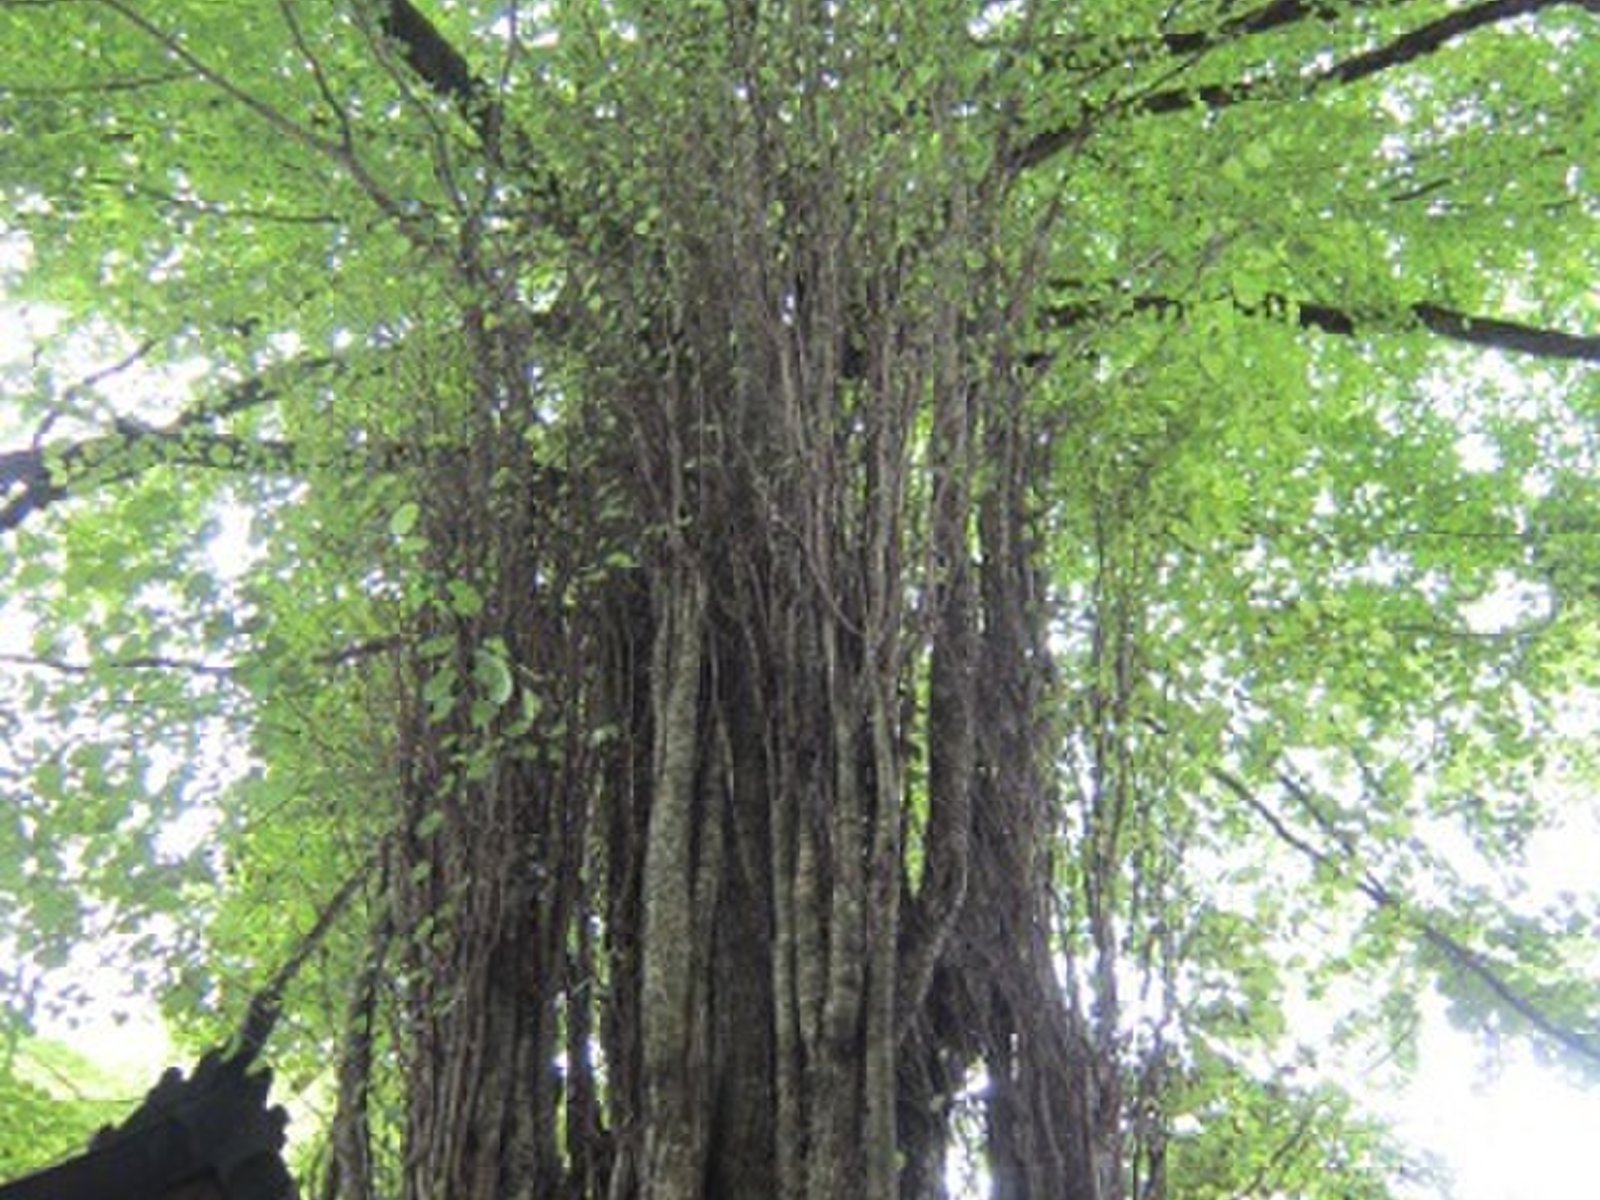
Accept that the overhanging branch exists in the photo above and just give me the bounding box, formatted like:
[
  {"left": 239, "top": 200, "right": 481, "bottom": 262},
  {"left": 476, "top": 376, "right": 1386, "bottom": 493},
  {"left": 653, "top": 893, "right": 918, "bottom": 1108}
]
[
  {"left": 0, "top": 356, "right": 336, "bottom": 534},
  {"left": 377, "top": 0, "right": 499, "bottom": 150},
  {"left": 1409, "top": 303, "right": 1600, "bottom": 360},
  {"left": 1005, "top": 0, "right": 1417, "bottom": 85},
  {"left": 1208, "top": 758, "right": 1600, "bottom": 1069},
  {"left": 379, "top": 0, "right": 478, "bottom": 107},
  {"left": 1042, "top": 290, "right": 1600, "bottom": 364},
  {"left": 1321, "top": 0, "right": 1595, "bottom": 88},
  {"left": 0, "top": 640, "right": 399, "bottom": 682},
  {"left": 1140, "top": 0, "right": 1584, "bottom": 116},
  {"left": 1136, "top": 712, "right": 1600, "bottom": 1068},
  {"left": 368, "top": 1, "right": 573, "bottom": 231},
  {"left": 1012, "top": 0, "right": 1596, "bottom": 171}
]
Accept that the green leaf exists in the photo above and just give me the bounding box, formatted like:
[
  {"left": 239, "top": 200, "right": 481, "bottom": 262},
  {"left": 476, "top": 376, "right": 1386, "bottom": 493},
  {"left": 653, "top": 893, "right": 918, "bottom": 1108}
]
[
  {"left": 446, "top": 579, "right": 484, "bottom": 618},
  {"left": 390, "top": 501, "right": 421, "bottom": 539},
  {"left": 473, "top": 644, "right": 514, "bottom": 706}
]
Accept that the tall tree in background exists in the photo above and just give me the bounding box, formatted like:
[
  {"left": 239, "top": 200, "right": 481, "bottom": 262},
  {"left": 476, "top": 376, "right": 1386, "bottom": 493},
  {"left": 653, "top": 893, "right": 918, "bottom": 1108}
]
[{"left": 1, "top": 3, "right": 1597, "bottom": 1198}]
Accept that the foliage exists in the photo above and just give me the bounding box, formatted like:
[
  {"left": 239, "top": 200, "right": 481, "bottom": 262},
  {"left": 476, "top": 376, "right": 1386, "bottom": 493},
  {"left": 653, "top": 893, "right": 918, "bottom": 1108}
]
[
  {"left": 0, "top": 2, "right": 1597, "bottom": 1198},
  {"left": 0, "top": 1036, "right": 144, "bottom": 1179}
]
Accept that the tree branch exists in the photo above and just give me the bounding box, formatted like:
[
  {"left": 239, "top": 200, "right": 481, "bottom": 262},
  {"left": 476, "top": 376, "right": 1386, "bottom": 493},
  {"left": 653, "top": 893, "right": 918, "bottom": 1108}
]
[
  {"left": 0, "top": 651, "right": 239, "bottom": 680},
  {"left": 1042, "top": 290, "right": 1600, "bottom": 364},
  {"left": 0, "top": 357, "right": 336, "bottom": 534},
  {"left": 1165, "top": 0, "right": 1394, "bottom": 57},
  {"left": 233, "top": 857, "right": 377, "bottom": 1067},
  {"left": 1139, "top": 0, "right": 1580, "bottom": 116},
  {"left": 1029, "top": 0, "right": 1411, "bottom": 79},
  {"left": 0, "top": 71, "right": 198, "bottom": 97},
  {"left": 1409, "top": 303, "right": 1600, "bottom": 361},
  {"left": 1012, "top": 0, "right": 1595, "bottom": 171},
  {"left": 368, "top": 0, "right": 576, "bottom": 232},
  {"left": 1321, "top": 0, "right": 1594, "bottom": 89},
  {"left": 1273, "top": 767, "right": 1600, "bottom": 1068},
  {"left": 378, "top": 0, "right": 478, "bottom": 108},
  {"left": 0, "top": 640, "right": 400, "bottom": 682},
  {"left": 97, "top": 0, "right": 424, "bottom": 236},
  {"left": 376, "top": 0, "right": 499, "bottom": 151},
  {"left": 1209, "top": 758, "right": 1600, "bottom": 1069}
]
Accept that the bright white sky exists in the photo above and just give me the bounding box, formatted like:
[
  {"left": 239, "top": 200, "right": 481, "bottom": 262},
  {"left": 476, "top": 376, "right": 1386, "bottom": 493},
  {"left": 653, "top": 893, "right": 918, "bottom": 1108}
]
[
  {"left": 1391, "top": 800, "right": 1600, "bottom": 1200},
  {"left": 1400, "top": 1020, "right": 1600, "bottom": 1200},
  {"left": 4, "top": 250, "right": 1599, "bottom": 1200}
]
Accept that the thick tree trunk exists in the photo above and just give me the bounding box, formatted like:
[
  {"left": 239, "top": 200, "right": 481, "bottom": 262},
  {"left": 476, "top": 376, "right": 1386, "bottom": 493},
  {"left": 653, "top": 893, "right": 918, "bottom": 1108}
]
[
  {"left": 639, "top": 566, "right": 712, "bottom": 1200},
  {"left": 364, "top": 11, "right": 1121, "bottom": 1200}
]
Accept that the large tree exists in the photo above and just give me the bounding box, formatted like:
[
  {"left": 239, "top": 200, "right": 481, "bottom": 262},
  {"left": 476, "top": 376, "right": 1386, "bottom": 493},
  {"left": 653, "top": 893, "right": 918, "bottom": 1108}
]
[{"left": 1, "top": 2, "right": 1597, "bottom": 1199}]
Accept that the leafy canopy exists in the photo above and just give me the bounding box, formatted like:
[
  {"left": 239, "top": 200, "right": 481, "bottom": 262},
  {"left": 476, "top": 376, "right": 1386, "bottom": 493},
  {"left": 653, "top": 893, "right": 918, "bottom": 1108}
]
[{"left": 0, "top": 0, "right": 1597, "bottom": 1195}]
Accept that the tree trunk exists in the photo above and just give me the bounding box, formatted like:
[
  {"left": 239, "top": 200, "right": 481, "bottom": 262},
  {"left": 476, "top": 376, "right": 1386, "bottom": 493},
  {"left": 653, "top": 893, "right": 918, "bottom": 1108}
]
[{"left": 367, "top": 9, "right": 1116, "bottom": 1200}]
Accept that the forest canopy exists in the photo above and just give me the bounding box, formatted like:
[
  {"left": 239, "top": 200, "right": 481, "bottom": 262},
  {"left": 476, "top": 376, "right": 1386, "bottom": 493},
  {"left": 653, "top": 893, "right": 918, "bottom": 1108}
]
[{"left": 0, "top": 2, "right": 1597, "bottom": 1199}]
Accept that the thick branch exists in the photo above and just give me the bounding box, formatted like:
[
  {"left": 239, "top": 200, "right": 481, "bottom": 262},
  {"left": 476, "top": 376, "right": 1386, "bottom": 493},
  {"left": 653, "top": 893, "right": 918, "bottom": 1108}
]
[
  {"left": 1409, "top": 303, "right": 1600, "bottom": 360},
  {"left": 1141, "top": 0, "right": 1580, "bottom": 115},
  {"left": 1322, "top": 0, "right": 1594, "bottom": 88},
  {"left": 1013, "top": 0, "right": 1595, "bottom": 171},
  {"left": 1036, "top": 0, "right": 1408, "bottom": 77},
  {"left": 377, "top": 0, "right": 498, "bottom": 149},
  {"left": 2, "top": 431, "right": 247, "bottom": 534},
  {"left": 0, "top": 358, "right": 336, "bottom": 534},
  {"left": 379, "top": 0, "right": 478, "bottom": 106},
  {"left": 1042, "top": 290, "right": 1600, "bottom": 364},
  {"left": 370, "top": 0, "right": 579, "bottom": 232},
  {"left": 1164, "top": 0, "right": 1387, "bottom": 56}
]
